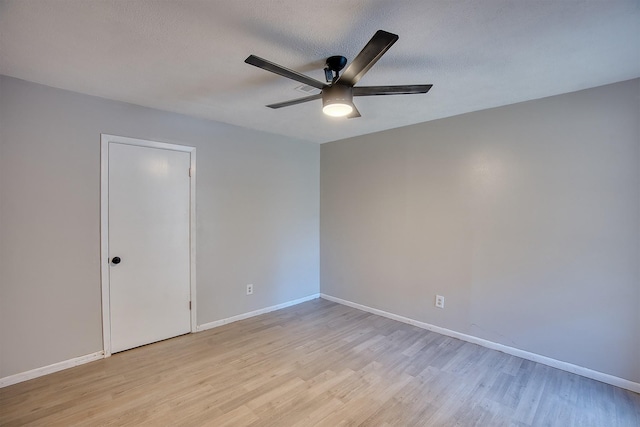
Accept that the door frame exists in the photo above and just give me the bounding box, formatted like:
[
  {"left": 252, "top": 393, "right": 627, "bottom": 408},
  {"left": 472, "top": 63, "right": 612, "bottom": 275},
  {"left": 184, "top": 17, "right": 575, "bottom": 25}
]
[{"left": 100, "top": 134, "right": 197, "bottom": 357}]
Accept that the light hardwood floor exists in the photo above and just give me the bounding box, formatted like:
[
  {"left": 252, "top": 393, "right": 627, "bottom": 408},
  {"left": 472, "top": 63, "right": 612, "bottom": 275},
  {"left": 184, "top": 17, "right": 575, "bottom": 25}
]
[{"left": 1, "top": 298, "right": 639, "bottom": 426}]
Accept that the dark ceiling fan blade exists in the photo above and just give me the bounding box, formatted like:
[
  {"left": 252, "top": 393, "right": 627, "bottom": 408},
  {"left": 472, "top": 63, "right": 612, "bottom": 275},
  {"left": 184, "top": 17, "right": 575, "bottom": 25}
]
[
  {"left": 245, "top": 55, "right": 327, "bottom": 90},
  {"left": 353, "top": 84, "right": 433, "bottom": 96},
  {"left": 266, "top": 93, "right": 322, "bottom": 109},
  {"left": 347, "top": 103, "right": 361, "bottom": 119},
  {"left": 336, "top": 30, "right": 399, "bottom": 87}
]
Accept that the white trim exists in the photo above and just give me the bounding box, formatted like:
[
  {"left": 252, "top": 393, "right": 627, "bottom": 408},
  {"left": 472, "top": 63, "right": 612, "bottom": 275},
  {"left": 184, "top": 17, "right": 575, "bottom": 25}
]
[
  {"left": 197, "top": 293, "right": 320, "bottom": 332},
  {"left": 320, "top": 293, "right": 640, "bottom": 394},
  {"left": 0, "top": 352, "right": 104, "bottom": 388},
  {"left": 6, "top": 294, "right": 636, "bottom": 393},
  {"left": 100, "top": 137, "right": 111, "bottom": 356},
  {"left": 188, "top": 151, "right": 197, "bottom": 333},
  {"left": 1, "top": 295, "right": 318, "bottom": 387},
  {"left": 100, "top": 134, "right": 197, "bottom": 357}
]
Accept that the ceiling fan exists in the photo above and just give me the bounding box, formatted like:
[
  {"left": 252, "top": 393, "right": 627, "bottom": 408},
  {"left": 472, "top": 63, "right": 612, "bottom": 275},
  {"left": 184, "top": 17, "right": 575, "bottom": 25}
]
[{"left": 245, "top": 30, "right": 432, "bottom": 118}]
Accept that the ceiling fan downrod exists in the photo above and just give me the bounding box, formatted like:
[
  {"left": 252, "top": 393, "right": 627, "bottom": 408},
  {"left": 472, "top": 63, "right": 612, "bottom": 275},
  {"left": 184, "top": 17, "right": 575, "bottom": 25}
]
[{"left": 324, "top": 55, "right": 348, "bottom": 83}]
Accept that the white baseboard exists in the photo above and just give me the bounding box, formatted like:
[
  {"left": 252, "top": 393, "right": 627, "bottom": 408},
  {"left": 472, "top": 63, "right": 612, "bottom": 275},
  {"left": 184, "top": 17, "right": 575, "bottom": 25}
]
[
  {"left": 320, "top": 293, "right": 640, "bottom": 394},
  {"left": 0, "top": 351, "right": 104, "bottom": 388},
  {"left": 1, "top": 295, "right": 319, "bottom": 388},
  {"left": 5, "top": 294, "right": 636, "bottom": 394},
  {"left": 196, "top": 293, "right": 320, "bottom": 332}
]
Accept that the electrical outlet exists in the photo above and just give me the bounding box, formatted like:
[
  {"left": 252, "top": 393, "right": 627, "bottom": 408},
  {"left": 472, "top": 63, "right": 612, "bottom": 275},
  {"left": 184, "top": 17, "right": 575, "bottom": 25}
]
[
  {"left": 246, "top": 284, "right": 253, "bottom": 295},
  {"left": 435, "top": 295, "right": 445, "bottom": 309}
]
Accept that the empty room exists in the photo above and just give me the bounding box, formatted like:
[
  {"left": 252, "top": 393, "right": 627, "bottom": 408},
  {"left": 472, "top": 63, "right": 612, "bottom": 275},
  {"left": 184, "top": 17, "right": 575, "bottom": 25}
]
[{"left": 1, "top": 0, "right": 639, "bottom": 425}]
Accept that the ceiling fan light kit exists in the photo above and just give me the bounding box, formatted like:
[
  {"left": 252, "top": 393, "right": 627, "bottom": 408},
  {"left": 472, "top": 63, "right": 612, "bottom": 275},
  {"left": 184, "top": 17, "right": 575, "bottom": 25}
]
[
  {"left": 322, "top": 85, "right": 353, "bottom": 117},
  {"left": 245, "top": 30, "right": 432, "bottom": 119}
]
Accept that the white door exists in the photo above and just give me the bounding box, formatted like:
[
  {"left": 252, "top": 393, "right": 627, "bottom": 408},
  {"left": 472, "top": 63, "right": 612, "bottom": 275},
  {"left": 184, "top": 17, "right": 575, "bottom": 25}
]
[{"left": 106, "top": 140, "right": 192, "bottom": 353}]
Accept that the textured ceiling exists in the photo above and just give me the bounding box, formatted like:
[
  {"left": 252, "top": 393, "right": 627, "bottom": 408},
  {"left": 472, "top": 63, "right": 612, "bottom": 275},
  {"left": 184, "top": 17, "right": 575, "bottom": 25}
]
[{"left": 1, "top": 0, "right": 639, "bottom": 143}]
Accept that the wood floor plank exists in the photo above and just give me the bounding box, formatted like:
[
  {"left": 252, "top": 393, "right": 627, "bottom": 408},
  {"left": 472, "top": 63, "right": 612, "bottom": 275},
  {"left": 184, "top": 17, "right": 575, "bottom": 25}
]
[{"left": 1, "top": 298, "right": 638, "bottom": 426}]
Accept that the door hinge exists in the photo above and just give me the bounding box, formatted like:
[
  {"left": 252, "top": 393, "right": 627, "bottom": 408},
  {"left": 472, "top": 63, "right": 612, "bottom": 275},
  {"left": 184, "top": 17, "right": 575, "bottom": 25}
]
[
  {"left": 188, "top": 167, "right": 192, "bottom": 177},
  {"left": 189, "top": 301, "right": 192, "bottom": 310}
]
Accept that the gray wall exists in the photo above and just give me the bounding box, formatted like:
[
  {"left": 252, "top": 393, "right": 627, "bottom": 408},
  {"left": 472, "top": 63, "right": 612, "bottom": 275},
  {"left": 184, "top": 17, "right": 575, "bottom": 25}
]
[
  {"left": 321, "top": 79, "right": 640, "bottom": 382},
  {"left": 0, "top": 76, "right": 320, "bottom": 378},
  {"left": 2, "top": 74, "right": 638, "bottom": 385}
]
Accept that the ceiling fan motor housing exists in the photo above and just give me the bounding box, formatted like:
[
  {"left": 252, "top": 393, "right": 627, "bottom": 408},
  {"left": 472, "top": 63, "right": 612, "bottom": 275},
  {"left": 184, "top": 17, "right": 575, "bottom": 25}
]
[{"left": 322, "top": 84, "right": 353, "bottom": 106}]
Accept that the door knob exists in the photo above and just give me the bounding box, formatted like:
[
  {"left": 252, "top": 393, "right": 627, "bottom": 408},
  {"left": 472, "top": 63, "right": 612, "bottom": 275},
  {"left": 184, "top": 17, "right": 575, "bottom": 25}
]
[{"left": 111, "top": 256, "right": 121, "bottom": 265}]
